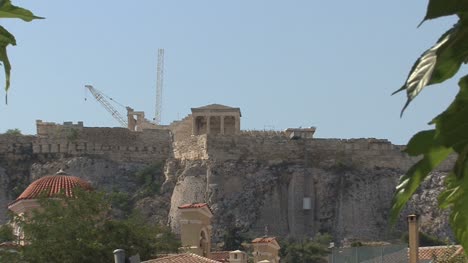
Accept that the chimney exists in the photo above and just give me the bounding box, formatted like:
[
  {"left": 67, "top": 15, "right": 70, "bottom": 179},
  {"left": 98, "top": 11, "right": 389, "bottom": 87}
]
[
  {"left": 113, "top": 249, "right": 125, "bottom": 263},
  {"left": 408, "top": 214, "right": 419, "bottom": 263}
]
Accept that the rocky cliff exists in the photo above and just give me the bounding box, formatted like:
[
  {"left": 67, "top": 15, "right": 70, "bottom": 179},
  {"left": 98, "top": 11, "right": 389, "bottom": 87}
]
[{"left": 0, "top": 122, "right": 455, "bottom": 244}]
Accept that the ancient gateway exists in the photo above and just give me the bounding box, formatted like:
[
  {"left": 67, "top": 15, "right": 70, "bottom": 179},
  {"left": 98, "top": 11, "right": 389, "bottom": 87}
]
[{"left": 0, "top": 104, "right": 452, "bottom": 243}]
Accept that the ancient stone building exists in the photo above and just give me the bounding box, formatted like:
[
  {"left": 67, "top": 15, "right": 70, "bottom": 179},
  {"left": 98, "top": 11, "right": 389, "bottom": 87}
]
[
  {"left": 191, "top": 104, "right": 241, "bottom": 135},
  {"left": 127, "top": 107, "right": 158, "bottom": 131}
]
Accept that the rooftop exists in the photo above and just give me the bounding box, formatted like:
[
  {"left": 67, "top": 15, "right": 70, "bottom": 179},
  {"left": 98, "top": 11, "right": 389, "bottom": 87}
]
[
  {"left": 142, "top": 253, "right": 221, "bottom": 263},
  {"left": 8, "top": 170, "right": 93, "bottom": 207}
]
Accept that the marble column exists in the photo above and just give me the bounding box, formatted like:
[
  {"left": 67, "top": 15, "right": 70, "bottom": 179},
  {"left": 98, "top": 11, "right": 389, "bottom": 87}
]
[
  {"left": 192, "top": 115, "right": 197, "bottom": 135},
  {"left": 234, "top": 116, "right": 240, "bottom": 134}
]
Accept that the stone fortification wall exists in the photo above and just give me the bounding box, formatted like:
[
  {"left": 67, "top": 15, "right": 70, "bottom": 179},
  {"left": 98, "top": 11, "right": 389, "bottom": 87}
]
[
  {"left": 0, "top": 134, "right": 35, "bottom": 158},
  {"left": 34, "top": 121, "right": 172, "bottom": 163},
  {"left": 203, "top": 134, "right": 413, "bottom": 170},
  {"left": 169, "top": 114, "right": 193, "bottom": 141},
  {"left": 173, "top": 135, "right": 208, "bottom": 160}
]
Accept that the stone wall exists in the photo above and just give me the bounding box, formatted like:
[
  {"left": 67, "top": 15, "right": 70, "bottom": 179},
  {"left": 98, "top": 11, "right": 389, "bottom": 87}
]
[
  {"left": 34, "top": 121, "right": 173, "bottom": 163},
  {"left": 169, "top": 114, "right": 193, "bottom": 141},
  {"left": 173, "top": 135, "right": 208, "bottom": 160},
  {"left": 203, "top": 134, "right": 414, "bottom": 170},
  {"left": 0, "top": 134, "right": 36, "bottom": 223},
  {"left": 0, "top": 134, "right": 35, "bottom": 157}
]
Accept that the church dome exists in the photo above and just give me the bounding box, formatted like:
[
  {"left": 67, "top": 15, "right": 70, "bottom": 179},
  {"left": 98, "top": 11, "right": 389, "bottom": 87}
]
[{"left": 11, "top": 170, "right": 93, "bottom": 205}]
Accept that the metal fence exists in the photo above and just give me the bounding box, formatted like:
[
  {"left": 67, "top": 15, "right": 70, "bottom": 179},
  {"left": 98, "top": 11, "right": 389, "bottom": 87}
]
[{"left": 329, "top": 244, "right": 408, "bottom": 263}]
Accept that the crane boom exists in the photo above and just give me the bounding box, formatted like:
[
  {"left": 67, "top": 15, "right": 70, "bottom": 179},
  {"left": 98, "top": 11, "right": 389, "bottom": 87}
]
[
  {"left": 85, "top": 85, "right": 128, "bottom": 127},
  {"left": 155, "top": 48, "right": 164, "bottom": 124}
]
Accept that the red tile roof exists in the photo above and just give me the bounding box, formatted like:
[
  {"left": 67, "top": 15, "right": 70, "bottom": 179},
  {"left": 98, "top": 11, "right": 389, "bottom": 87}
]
[
  {"left": 142, "top": 253, "right": 222, "bottom": 263},
  {"left": 209, "top": 251, "right": 230, "bottom": 262},
  {"left": 178, "top": 203, "right": 214, "bottom": 214},
  {"left": 178, "top": 203, "right": 209, "bottom": 209},
  {"left": 252, "top": 237, "right": 277, "bottom": 243},
  {"left": 9, "top": 172, "right": 93, "bottom": 206},
  {"left": 418, "top": 245, "right": 464, "bottom": 260}
]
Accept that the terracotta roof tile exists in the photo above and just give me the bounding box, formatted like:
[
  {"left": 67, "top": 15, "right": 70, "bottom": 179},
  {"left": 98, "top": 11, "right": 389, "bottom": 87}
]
[
  {"left": 9, "top": 173, "right": 92, "bottom": 206},
  {"left": 209, "top": 251, "right": 230, "bottom": 262},
  {"left": 418, "top": 245, "right": 464, "bottom": 260},
  {"left": 252, "top": 237, "right": 277, "bottom": 243},
  {"left": 142, "top": 253, "right": 222, "bottom": 263},
  {"left": 178, "top": 203, "right": 209, "bottom": 209},
  {"left": 178, "top": 203, "right": 213, "bottom": 215}
]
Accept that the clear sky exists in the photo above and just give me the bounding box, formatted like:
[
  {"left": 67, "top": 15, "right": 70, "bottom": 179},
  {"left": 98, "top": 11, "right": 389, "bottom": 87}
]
[{"left": 0, "top": 1, "right": 464, "bottom": 144}]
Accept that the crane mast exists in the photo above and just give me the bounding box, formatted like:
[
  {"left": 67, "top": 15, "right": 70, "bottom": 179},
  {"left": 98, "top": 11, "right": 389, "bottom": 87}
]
[
  {"left": 85, "top": 85, "right": 128, "bottom": 127},
  {"left": 155, "top": 48, "right": 164, "bottom": 125}
]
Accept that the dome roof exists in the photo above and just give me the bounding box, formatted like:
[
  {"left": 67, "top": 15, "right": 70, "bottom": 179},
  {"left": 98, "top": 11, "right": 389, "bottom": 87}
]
[{"left": 11, "top": 170, "right": 93, "bottom": 205}]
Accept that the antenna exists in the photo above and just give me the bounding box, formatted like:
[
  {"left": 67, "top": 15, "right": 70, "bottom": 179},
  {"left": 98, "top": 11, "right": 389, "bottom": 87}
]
[{"left": 155, "top": 48, "right": 164, "bottom": 124}]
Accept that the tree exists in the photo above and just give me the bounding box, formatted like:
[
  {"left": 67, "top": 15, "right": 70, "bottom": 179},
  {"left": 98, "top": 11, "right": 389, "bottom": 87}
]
[
  {"left": 391, "top": 0, "right": 468, "bottom": 255},
  {"left": 222, "top": 214, "right": 248, "bottom": 251},
  {"left": 280, "top": 235, "right": 331, "bottom": 263},
  {"left": 15, "top": 189, "right": 179, "bottom": 263},
  {"left": 0, "top": 0, "right": 42, "bottom": 103},
  {"left": 222, "top": 225, "right": 247, "bottom": 251},
  {"left": 0, "top": 224, "right": 14, "bottom": 242},
  {"left": 3, "top": 128, "right": 21, "bottom": 135}
]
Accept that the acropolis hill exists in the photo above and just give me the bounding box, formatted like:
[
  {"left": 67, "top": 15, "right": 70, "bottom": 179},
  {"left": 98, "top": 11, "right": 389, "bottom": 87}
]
[{"left": 0, "top": 104, "right": 454, "bottom": 243}]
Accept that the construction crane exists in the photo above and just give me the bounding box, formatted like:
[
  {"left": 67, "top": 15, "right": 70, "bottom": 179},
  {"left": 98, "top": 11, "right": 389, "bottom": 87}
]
[
  {"left": 154, "top": 48, "right": 164, "bottom": 124},
  {"left": 84, "top": 85, "right": 128, "bottom": 128}
]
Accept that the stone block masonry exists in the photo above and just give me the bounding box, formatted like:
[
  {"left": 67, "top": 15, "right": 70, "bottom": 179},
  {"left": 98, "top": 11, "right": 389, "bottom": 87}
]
[
  {"left": 200, "top": 134, "right": 415, "bottom": 170},
  {"left": 34, "top": 121, "right": 173, "bottom": 163}
]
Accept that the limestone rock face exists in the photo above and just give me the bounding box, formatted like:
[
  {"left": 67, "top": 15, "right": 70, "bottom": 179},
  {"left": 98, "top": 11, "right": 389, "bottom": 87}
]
[
  {"left": 29, "top": 157, "right": 145, "bottom": 194},
  {"left": 0, "top": 130, "right": 454, "bottom": 244},
  {"left": 403, "top": 172, "right": 453, "bottom": 240},
  {"left": 166, "top": 160, "right": 452, "bottom": 243},
  {"left": 166, "top": 159, "right": 406, "bottom": 242}
]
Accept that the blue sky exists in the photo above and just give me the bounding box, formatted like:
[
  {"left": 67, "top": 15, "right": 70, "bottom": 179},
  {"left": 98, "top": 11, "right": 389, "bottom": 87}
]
[{"left": 0, "top": 1, "right": 463, "bottom": 144}]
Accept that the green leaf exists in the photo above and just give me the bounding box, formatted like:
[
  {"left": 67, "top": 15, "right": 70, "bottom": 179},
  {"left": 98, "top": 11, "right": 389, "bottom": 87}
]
[
  {"left": 0, "top": 26, "right": 14, "bottom": 93},
  {"left": 0, "top": 0, "right": 44, "bottom": 21},
  {"left": 394, "top": 21, "right": 468, "bottom": 115},
  {"left": 432, "top": 75, "right": 468, "bottom": 151},
  {"left": 393, "top": 30, "right": 451, "bottom": 114},
  {"left": 438, "top": 147, "right": 468, "bottom": 252},
  {"left": 390, "top": 130, "right": 453, "bottom": 223},
  {"left": 404, "top": 130, "right": 439, "bottom": 156},
  {"left": 424, "top": 0, "right": 468, "bottom": 21}
]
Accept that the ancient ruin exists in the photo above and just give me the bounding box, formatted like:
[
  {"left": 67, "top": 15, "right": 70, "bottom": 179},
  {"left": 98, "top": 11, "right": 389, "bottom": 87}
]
[
  {"left": 0, "top": 104, "right": 454, "bottom": 245},
  {"left": 191, "top": 104, "right": 241, "bottom": 135}
]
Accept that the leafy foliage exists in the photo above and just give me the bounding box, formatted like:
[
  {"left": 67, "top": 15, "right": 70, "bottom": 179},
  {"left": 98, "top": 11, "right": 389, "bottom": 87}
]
[
  {"left": 3, "top": 128, "right": 21, "bottom": 135},
  {"left": 14, "top": 189, "right": 179, "bottom": 263},
  {"left": 0, "top": 224, "right": 14, "bottom": 242},
  {"left": 0, "top": 0, "right": 42, "bottom": 100},
  {"left": 222, "top": 226, "right": 246, "bottom": 251},
  {"left": 280, "top": 234, "right": 331, "bottom": 263},
  {"left": 391, "top": 0, "right": 468, "bottom": 255},
  {"left": 134, "top": 163, "right": 164, "bottom": 199}
]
